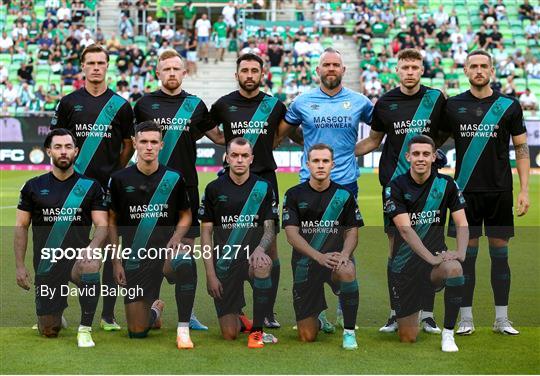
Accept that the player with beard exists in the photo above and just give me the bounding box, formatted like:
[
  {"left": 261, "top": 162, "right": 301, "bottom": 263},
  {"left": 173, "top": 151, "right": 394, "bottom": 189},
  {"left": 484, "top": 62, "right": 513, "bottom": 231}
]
[
  {"left": 15, "top": 128, "right": 108, "bottom": 347},
  {"left": 209, "top": 53, "right": 288, "bottom": 329},
  {"left": 441, "top": 50, "right": 530, "bottom": 336},
  {"left": 276, "top": 47, "right": 373, "bottom": 330},
  {"left": 134, "top": 49, "right": 224, "bottom": 331},
  {"left": 354, "top": 48, "right": 446, "bottom": 334},
  {"left": 51, "top": 44, "right": 135, "bottom": 332}
]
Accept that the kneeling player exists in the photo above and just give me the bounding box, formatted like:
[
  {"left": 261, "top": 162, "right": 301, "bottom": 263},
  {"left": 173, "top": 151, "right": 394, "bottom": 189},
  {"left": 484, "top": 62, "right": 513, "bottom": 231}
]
[
  {"left": 283, "top": 144, "right": 363, "bottom": 350},
  {"left": 200, "top": 137, "right": 277, "bottom": 348},
  {"left": 109, "top": 121, "right": 196, "bottom": 349},
  {"left": 384, "top": 135, "right": 469, "bottom": 352},
  {"left": 15, "top": 129, "right": 108, "bottom": 347}
]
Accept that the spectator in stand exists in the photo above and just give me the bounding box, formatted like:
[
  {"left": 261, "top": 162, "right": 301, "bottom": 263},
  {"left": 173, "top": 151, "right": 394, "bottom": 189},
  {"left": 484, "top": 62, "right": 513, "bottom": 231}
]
[
  {"left": 294, "top": 35, "right": 311, "bottom": 58},
  {"left": 474, "top": 25, "right": 490, "bottom": 49},
  {"left": 213, "top": 15, "right": 228, "bottom": 63},
  {"left": 17, "top": 62, "right": 34, "bottom": 85},
  {"left": 0, "top": 31, "right": 14, "bottom": 53},
  {"left": 146, "top": 16, "right": 161, "bottom": 40},
  {"left": 182, "top": 1, "right": 197, "bottom": 30},
  {"left": 2, "top": 81, "right": 19, "bottom": 111},
  {"left": 195, "top": 13, "right": 211, "bottom": 64},
  {"left": 518, "top": 0, "right": 535, "bottom": 20},
  {"left": 520, "top": 88, "right": 538, "bottom": 111},
  {"left": 0, "top": 63, "right": 8, "bottom": 84},
  {"left": 526, "top": 57, "right": 540, "bottom": 78},
  {"left": 72, "top": 72, "right": 85, "bottom": 90},
  {"left": 267, "top": 38, "right": 284, "bottom": 67},
  {"left": 222, "top": 1, "right": 237, "bottom": 35},
  {"left": 57, "top": 0, "right": 71, "bottom": 21},
  {"left": 42, "top": 12, "right": 57, "bottom": 32},
  {"left": 525, "top": 20, "right": 539, "bottom": 42},
  {"left": 12, "top": 21, "right": 28, "bottom": 41},
  {"left": 116, "top": 49, "right": 131, "bottom": 74},
  {"left": 453, "top": 46, "right": 468, "bottom": 67},
  {"left": 332, "top": 6, "right": 346, "bottom": 37},
  {"left": 45, "top": 0, "right": 60, "bottom": 15},
  {"left": 33, "top": 85, "right": 47, "bottom": 111},
  {"left": 18, "top": 82, "right": 35, "bottom": 111},
  {"left": 62, "top": 61, "right": 78, "bottom": 85},
  {"left": 80, "top": 32, "right": 95, "bottom": 48},
  {"left": 135, "top": 0, "right": 149, "bottom": 34},
  {"left": 119, "top": 0, "right": 132, "bottom": 17},
  {"left": 185, "top": 29, "right": 198, "bottom": 76},
  {"left": 129, "top": 85, "right": 143, "bottom": 103},
  {"left": 434, "top": 5, "right": 449, "bottom": 27},
  {"left": 161, "top": 24, "right": 175, "bottom": 42},
  {"left": 119, "top": 14, "right": 134, "bottom": 38},
  {"left": 502, "top": 75, "right": 517, "bottom": 96}
]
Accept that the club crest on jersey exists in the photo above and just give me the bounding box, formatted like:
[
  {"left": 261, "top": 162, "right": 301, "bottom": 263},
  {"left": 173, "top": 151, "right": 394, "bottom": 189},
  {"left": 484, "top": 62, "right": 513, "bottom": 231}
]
[
  {"left": 74, "top": 184, "right": 87, "bottom": 197},
  {"left": 422, "top": 95, "right": 434, "bottom": 108},
  {"left": 40, "top": 189, "right": 50, "bottom": 196},
  {"left": 74, "top": 104, "right": 84, "bottom": 112},
  {"left": 475, "top": 107, "right": 483, "bottom": 117},
  {"left": 217, "top": 194, "right": 228, "bottom": 202},
  {"left": 430, "top": 189, "right": 443, "bottom": 200},
  {"left": 458, "top": 107, "right": 467, "bottom": 114},
  {"left": 184, "top": 100, "right": 195, "bottom": 112},
  {"left": 151, "top": 103, "right": 160, "bottom": 110},
  {"left": 332, "top": 196, "right": 345, "bottom": 209},
  {"left": 125, "top": 185, "right": 135, "bottom": 193},
  {"left": 160, "top": 180, "right": 172, "bottom": 194},
  {"left": 343, "top": 101, "right": 351, "bottom": 110},
  {"left": 252, "top": 189, "right": 264, "bottom": 202},
  {"left": 389, "top": 103, "right": 398, "bottom": 111},
  {"left": 493, "top": 102, "right": 504, "bottom": 116},
  {"left": 261, "top": 102, "right": 271, "bottom": 114},
  {"left": 298, "top": 202, "right": 308, "bottom": 209}
]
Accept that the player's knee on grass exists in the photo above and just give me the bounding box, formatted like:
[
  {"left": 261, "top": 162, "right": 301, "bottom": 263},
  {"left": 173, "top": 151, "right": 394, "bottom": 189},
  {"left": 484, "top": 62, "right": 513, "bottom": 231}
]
[
  {"left": 398, "top": 326, "right": 418, "bottom": 343},
  {"left": 38, "top": 315, "right": 62, "bottom": 338},
  {"left": 221, "top": 326, "right": 239, "bottom": 340},
  {"left": 297, "top": 317, "right": 319, "bottom": 342}
]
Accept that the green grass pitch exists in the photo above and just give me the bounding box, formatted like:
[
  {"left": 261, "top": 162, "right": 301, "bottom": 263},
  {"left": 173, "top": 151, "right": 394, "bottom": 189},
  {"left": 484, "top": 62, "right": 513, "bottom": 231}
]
[{"left": 0, "top": 171, "right": 539, "bottom": 374}]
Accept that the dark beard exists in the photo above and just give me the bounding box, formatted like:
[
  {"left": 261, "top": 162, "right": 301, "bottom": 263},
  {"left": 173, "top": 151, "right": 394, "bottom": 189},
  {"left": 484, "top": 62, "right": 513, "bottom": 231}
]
[
  {"left": 321, "top": 75, "right": 342, "bottom": 90},
  {"left": 52, "top": 158, "right": 74, "bottom": 170},
  {"left": 238, "top": 80, "right": 260, "bottom": 93}
]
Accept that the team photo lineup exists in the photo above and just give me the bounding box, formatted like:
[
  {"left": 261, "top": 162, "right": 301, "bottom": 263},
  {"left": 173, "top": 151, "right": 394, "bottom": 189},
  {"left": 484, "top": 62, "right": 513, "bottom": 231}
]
[{"left": 0, "top": 0, "right": 540, "bottom": 373}]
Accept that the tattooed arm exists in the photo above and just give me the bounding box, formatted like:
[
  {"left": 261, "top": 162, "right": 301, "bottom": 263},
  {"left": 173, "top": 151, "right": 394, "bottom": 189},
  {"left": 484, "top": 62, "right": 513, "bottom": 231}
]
[
  {"left": 249, "top": 219, "right": 274, "bottom": 269},
  {"left": 512, "top": 133, "right": 530, "bottom": 216}
]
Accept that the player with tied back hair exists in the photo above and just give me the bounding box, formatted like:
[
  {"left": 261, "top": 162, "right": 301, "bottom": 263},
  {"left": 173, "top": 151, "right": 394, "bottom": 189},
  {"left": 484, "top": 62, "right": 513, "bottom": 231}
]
[
  {"left": 384, "top": 135, "right": 469, "bottom": 352},
  {"left": 355, "top": 48, "right": 447, "bottom": 334},
  {"left": 200, "top": 137, "right": 278, "bottom": 348},
  {"left": 209, "top": 53, "right": 289, "bottom": 329},
  {"left": 134, "top": 48, "right": 225, "bottom": 331},
  {"left": 15, "top": 128, "right": 109, "bottom": 347},
  {"left": 282, "top": 143, "right": 363, "bottom": 350},
  {"left": 108, "top": 121, "right": 197, "bottom": 349},
  {"left": 51, "top": 43, "right": 135, "bottom": 331},
  {"left": 441, "top": 49, "right": 530, "bottom": 336}
]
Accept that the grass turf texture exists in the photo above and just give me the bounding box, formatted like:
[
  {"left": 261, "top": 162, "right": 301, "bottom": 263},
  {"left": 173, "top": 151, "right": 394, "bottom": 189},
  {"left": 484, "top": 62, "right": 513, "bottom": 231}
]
[{"left": 0, "top": 171, "right": 539, "bottom": 374}]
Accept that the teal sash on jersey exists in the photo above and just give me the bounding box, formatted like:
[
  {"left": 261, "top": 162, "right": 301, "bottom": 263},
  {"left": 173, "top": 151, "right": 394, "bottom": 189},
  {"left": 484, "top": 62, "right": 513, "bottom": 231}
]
[
  {"left": 456, "top": 96, "right": 513, "bottom": 190},
  {"left": 242, "top": 95, "right": 279, "bottom": 147},
  {"left": 159, "top": 96, "right": 201, "bottom": 165},
  {"left": 391, "top": 176, "right": 448, "bottom": 273},
  {"left": 125, "top": 170, "right": 180, "bottom": 271},
  {"left": 294, "top": 188, "right": 351, "bottom": 283},
  {"left": 215, "top": 180, "right": 268, "bottom": 278},
  {"left": 74, "top": 95, "right": 125, "bottom": 174},
  {"left": 391, "top": 89, "right": 441, "bottom": 181},
  {"left": 37, "top": 178, "right": 94, "bottom": 276}
]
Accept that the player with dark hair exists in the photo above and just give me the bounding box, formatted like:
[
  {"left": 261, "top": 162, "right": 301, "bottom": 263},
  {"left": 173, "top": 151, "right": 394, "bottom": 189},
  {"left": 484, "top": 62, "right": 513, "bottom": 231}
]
[
  {"left": 442, "top": 50, "right": 530, "bottom": 336},
  {"left": 384, "top": 135, "right": 469, "bottom": 352},
  {"left": 200, "top": 137, "right": 278, "bottom": 348},
  {"left": 355, "top": 48, "right": 447, "bottom": 334},
  {"left": 282, "top": 143, "right": 363, "bottom": 350},
  {"left": 15, "top": 128, "right": 108, "bottom": 347},
  {"left": 209, "top": 53, "right": 288, "bottom": 329},
  {"left": 134, "top": 49, "right": 224, "bottom": 330},
  {"left": 50, "top": 44, "right": 135, "bottom": 331},
  {"left": 109, "top": 121, "right": 197, "bottom": 349}
]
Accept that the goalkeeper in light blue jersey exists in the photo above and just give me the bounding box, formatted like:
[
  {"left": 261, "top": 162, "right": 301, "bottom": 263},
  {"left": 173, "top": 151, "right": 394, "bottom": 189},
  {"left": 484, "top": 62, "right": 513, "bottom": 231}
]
[{"left": 276, "top": 47, "right": 373, "bottom": 197}]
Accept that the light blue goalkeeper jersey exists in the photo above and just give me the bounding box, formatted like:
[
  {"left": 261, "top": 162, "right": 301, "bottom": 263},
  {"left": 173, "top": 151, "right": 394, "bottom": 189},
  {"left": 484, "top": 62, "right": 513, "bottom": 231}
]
[{"left": 285, "top": 87, "right": 373, "bottom": 184}]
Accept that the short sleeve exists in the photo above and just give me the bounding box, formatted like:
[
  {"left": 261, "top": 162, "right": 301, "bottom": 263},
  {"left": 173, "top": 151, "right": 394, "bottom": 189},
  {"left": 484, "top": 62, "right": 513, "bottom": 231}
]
[
  {"left": 447, "top": 178, "right": 466, "bottom": 213},
  {"left": 107, "top": 176, "right": 121, "bottom": 213},
  {"left": 17, "top": 182, "right": 34, "bottom": 212},
  {"left": 340, "top": 191, "right": 364, "bottom": 228},
  {"left": 198, "top": 184, "right": 215, "bottom": 223},
  {"left": 90, "top": 181, "right": 108, "bottom": 211},
  {"left": 281, "top": 189, "right": 300, "bottom": 227},
  {"left": 119, "top": 101, "right": 135, "bottom": 139},
  {"left": 175, "top": 175, "right": 191, "bottom": 211},
  {"left": 370, "top": 100, "right": 385, "bottom": 132},
  {"left": 383, "top": 181, "right": 408, "bottom": 219},
  {"left": 361, "top": 98, "right": 374, "bottom": 125},
  {"left": 260, "top": 182, "right": 279, "bottom": 222},
  {"left": 191, "top": 99, "right": 214, "bottom": 135},
  {"left": 208, "top": 99, "right": 223, "bottom": 129},
  {"left": 509, "top": 101, "right": 527, "bottom": 136},
  {"left": 284, "top": 97, "right": 303, "bottom": 126},
  {"left": 50, "top": 98, "right": 69, "bottom": 129}
]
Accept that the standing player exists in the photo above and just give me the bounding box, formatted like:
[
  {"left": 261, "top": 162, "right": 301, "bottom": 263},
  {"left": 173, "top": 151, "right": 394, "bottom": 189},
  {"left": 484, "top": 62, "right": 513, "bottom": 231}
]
[
  {"left": 282, "top": 144, "right": 363, "bottom": 350},
  {"left": 134, "top": 49, "right": 224, "bottom": 330},
  {"left": 276, "top": 47, "right": 372, "bottom": 329},
  {"left": 354, "top": 48, "right": 446, "bottom": 334},
  {"left": 200, "top": 137, "right": 277, "bottom": 348},
  {"left": 109, "top": 121, "right": 197, "bottom": 349},
  {"left": 442, "top": 50, "right": 530, "bottom": 335},
  {"left": 15, "top": 128, "right": 108, "bottom": 347},
  {"left": 384, "top": 135, "right": 469, "bottom": 352},
  {"left": 209, "top": 53, "right": 288, "bottom": 328},
  {"left": 51, "top": 44, "right": 135, "bottom": 331}
]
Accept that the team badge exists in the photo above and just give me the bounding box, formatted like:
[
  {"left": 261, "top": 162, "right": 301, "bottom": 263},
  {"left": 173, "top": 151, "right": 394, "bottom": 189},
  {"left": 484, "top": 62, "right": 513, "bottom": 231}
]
[
  {"left": 332, "top": 196, "right": 345, "bottom": 209},
  {"left": 252, "top": 188, "right": 264, "bottom": 202},
  {"left": 184, "top": 99, "right": 195, "bottom": 112},
  {"left": 493, "top": 102, "right": 503, "bottom": 116},
  {"left": 423, "top": 95, "right": 433, "bottom": 108},
  {"left": 74, "top": 184, "right": 86, "bottom": 197},
  {"left": 430, "top": 189, "right": 443, "bottom": 200},
  {"left": 343, "top": 101, "right": 351, "bottom": 110},
  {"left": 261, "top": 101, "right": 271, "bottom": 114},
  {"left": 160, "top": 179, "right": 172, "bottom": 194}
]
